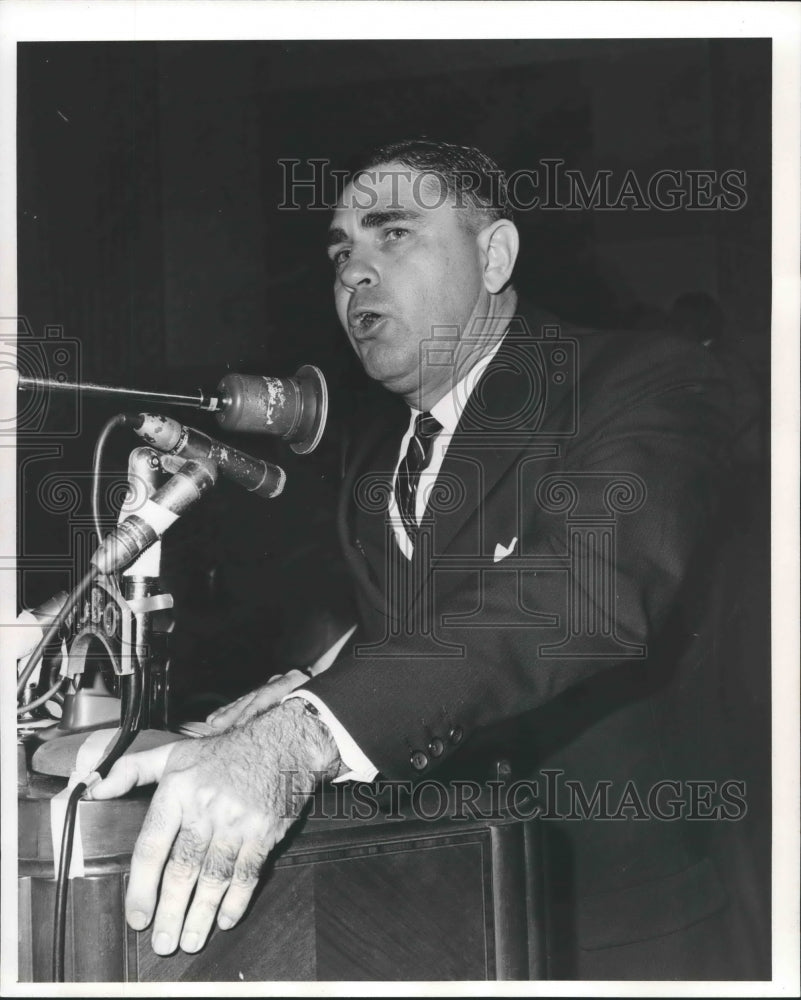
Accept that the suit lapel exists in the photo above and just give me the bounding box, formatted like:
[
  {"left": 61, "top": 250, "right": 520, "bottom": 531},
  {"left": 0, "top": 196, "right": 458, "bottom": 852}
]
[
  {"left": 409, "top": 301, "right": 576, "bottom": 586},
  {"left": 338, "top": 392, "right": 408, "bottom": 606}
]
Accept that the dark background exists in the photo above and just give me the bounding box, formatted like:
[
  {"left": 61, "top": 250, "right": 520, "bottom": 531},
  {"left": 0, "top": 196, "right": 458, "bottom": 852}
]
[{"left": 16, "top": 38, "right": 771, "bottom": 712}]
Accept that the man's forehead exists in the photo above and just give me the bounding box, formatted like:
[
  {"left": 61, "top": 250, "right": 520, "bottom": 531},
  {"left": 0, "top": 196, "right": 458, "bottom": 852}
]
[{"left": 334, "top": 162, "right": 445, "bottom": 215}]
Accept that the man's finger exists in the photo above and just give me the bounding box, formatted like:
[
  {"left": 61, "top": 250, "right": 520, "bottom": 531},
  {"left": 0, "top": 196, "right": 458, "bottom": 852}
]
[
  {"left": 206, "top": 691, "right": 256, "bottom": 729},
  {"left": 207, "top": 671, "right": 310, "bottom": 729},
  {"left": 207, "top": 690, "right": 273, "bottom": 730},
  {"left": 125, "top": 780, "right": 184, "bottom": 934},
  {"left": 149, "top": 815, "right": 213, "bottom": 955},
  {"left": 86, "top": 744, "right": 176, "bottom": 799},
  {"left": 179, "top": 838, "right": 241, "bottom": 952},
  {"left": 217, "top": 839, "right": 273, "bottom": 930},
  {"left": 233, "top": 672, "right": 310, "bottom": 725}
]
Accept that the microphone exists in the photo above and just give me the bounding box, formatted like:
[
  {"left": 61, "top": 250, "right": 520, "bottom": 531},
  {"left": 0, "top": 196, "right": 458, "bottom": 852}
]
[
  {"left": 92, "top": 459, "right": 217, "bottom": 575},
  {"left": 132, "top": 415, "right": 286, "bottom": 500},
  {"left": 17, "top": 364, "right": 328, "bottom": 453},
  {"left": 215, "top": 365, "right": 328, "bottom": 454}
]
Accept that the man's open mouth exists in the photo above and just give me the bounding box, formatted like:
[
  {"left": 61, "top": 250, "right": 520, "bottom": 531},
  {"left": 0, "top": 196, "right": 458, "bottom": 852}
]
[{"left": 351, "top": 311, "right": 383, "bottom": 333}]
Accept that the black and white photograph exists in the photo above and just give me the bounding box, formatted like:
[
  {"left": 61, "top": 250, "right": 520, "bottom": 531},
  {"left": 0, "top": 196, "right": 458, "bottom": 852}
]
[{"left": 1, "top": 2, "right": 798, "bottom": 993}]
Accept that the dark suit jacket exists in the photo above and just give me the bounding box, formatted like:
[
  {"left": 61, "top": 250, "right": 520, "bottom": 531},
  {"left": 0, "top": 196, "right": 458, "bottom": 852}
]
[{"left": 305, "top": 300, "right": 763, "bottom": 976}]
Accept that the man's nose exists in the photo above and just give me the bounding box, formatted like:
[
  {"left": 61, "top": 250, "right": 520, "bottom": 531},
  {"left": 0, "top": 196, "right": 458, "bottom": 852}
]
[{"left": 339, "top": 250, "right": 379, "bottom": 289}]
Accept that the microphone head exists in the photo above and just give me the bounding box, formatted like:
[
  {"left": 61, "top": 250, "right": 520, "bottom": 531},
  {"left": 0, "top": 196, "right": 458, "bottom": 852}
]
[{"left": 214, "top": 365, "right": 328, "bottom": 453}]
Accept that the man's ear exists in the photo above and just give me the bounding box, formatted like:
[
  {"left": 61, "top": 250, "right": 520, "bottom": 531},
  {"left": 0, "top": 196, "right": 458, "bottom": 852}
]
[{"left": 477, "top": 219, "right": 520, "bottom": 293}]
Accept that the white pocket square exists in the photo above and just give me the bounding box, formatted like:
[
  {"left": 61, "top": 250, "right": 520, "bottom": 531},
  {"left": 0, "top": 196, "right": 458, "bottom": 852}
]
[{"left": 493, "top": 537, "right": 518, "bottom": 563}]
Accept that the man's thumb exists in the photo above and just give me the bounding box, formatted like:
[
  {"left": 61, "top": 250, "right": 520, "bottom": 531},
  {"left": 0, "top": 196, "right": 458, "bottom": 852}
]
[{"left": 85, "top": 744, "right": 174, "bottom": 799}]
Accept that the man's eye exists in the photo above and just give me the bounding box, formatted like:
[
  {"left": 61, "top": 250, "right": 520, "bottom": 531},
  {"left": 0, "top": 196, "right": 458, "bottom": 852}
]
[
  {"left": 384, "top": 227, "right": 408, "bottom": 241},
  {"left": 331, "top": 248, "right": 350, "bottom": 269}
]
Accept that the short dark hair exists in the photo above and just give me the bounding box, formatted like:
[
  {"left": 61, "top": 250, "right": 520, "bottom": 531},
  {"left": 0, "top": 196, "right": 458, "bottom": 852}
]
[{"left": 347, "top": 137, "right": 514, "bottom": 231}]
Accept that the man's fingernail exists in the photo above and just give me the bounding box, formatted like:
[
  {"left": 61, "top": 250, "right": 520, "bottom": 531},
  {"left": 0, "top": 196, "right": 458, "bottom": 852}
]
[
  {"left": 128, "top": 910, "right": 148, "bottom": 931},
  {"left": 181, "top": 932, "right": 199, "bottom": 952},
  {"left": 218, "top": 915, "right": 234, "bottom": 930},
  {"left": 154, "top": 932, "right": 173, "bottom": 955}
]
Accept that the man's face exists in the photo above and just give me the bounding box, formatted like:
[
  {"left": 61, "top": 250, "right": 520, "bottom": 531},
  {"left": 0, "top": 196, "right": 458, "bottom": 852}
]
[{"left": 327, "top": 162, "right": 486, "bottom": 402}]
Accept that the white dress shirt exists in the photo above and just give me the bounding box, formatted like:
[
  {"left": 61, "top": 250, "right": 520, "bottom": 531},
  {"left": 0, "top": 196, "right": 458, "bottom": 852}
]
[{"left": 285, "top": 337, "right": 505, "bottom": 782}]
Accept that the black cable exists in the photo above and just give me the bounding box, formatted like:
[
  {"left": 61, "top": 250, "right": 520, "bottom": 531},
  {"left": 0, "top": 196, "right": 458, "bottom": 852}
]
[
  {"left": 51, "top": 667, "right": 142, "bottom": 982},
  {"left": 92, "top": 413, "right": 133, "bottom": 546},
  {"left": 16, "top": 568, "right": 97, "bottom": 701},
  {"left": 47, "top": 412, "right": 144, "bottom": 978},
  {"left": 51, "top": 781, "right": 86, "bottom": 983}
]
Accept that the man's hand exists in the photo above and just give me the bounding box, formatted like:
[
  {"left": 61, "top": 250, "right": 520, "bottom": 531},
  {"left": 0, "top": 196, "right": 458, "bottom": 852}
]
[
  {"left": 87, "top": 700, "right": 340, "bottom": 955},
  {"left": 205, "top": 669, "right": 308, "bottom": 730}
]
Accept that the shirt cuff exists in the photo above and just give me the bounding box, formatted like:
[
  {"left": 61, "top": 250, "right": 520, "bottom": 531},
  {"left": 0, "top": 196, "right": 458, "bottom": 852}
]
[
  {"left": 283, "top": 690, "right": 379, "bottom": 784},
  {"left": 307, "top": 624, "right": 357, "bottom": 676}
]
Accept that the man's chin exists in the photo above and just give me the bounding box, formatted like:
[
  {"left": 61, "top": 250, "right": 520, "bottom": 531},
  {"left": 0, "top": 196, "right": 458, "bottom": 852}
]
[{"left": 362, "top": 358, "right": 417, "bottom": 399}]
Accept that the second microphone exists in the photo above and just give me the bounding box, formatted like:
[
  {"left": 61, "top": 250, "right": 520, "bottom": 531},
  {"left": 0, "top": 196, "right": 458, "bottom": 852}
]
[{"left": 133, "top": 414, "right": 286, "bottom": 499}]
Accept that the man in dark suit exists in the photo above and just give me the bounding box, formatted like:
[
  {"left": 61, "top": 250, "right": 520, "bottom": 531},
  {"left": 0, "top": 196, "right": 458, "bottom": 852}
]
[{"left": 91, "top": 139, "right": 763, "bottom": 978}]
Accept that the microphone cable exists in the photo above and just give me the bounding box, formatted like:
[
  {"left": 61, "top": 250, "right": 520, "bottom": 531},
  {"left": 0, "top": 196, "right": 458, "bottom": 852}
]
[
  {"left": 92, "top": 413, "right": 137, "bottom": 546},
  {"left": 51, "top": 666, "right": 142, "bottom": 982}
]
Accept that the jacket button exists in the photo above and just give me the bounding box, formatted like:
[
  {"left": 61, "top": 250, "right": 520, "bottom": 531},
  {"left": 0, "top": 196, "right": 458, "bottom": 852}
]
[
  {"left": 410, "top": 750, "right": 429, "bottom": 771},
  {"left": 449, "top": 726, "right": 464, "bottom": 745},
  {"left": 428, "top": 738, "right": 444, "bottom": 757}
]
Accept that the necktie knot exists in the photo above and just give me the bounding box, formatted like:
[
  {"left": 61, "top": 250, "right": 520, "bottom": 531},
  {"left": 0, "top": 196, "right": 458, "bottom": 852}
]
[
  {"left": 411, "top": 412, "right": 442, "bottom": 468},
  {"left": 395, "top": 411, "right": 442, "bottom": 542}
]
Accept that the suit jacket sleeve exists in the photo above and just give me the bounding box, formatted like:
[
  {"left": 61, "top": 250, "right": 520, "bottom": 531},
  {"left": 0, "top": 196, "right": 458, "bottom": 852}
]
[{"left": 303, "top": 331, "right": 741, "bottom": 779}]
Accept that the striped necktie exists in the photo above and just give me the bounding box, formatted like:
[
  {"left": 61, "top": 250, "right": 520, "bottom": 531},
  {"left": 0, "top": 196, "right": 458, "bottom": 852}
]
[{"left": 395, "top": 412, "right": 442, "bottom": 541}]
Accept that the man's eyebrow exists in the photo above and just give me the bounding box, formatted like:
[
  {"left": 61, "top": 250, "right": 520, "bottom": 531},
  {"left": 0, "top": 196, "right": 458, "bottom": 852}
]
[
  {"left": 326, "top": 209, "right": 422, "bottom": 248},
  {"left": 360, "top": 209, "right": 422, "bottom": 229},
  {"left": 326, "top": 226, "right": 348, "bottom": 249}
]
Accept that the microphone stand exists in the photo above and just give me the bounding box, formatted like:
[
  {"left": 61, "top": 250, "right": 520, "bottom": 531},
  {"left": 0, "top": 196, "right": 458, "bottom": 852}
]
[
  {"left": 33, "top": 448, "right": 186, "bottom": 741},
  {"left": 18, "top": 364, "right": 311, "bottom": 739},
  {"left": 118, "top": 447, "right": 176, "bottom": 732},
  {"left": 17, "top": 374, "right": 226, "bottom": 413}
]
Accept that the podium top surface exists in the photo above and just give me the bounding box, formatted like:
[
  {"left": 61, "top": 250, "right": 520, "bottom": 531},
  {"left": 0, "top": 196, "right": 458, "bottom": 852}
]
[{"left": 19, "top": 771, "right": 539, "bottom": 870}]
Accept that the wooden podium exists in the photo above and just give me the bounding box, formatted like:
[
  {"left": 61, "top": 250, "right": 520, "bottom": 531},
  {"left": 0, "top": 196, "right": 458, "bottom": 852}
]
[{"left": 18, "top": 774, "right": 547, "bottom": 982}]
